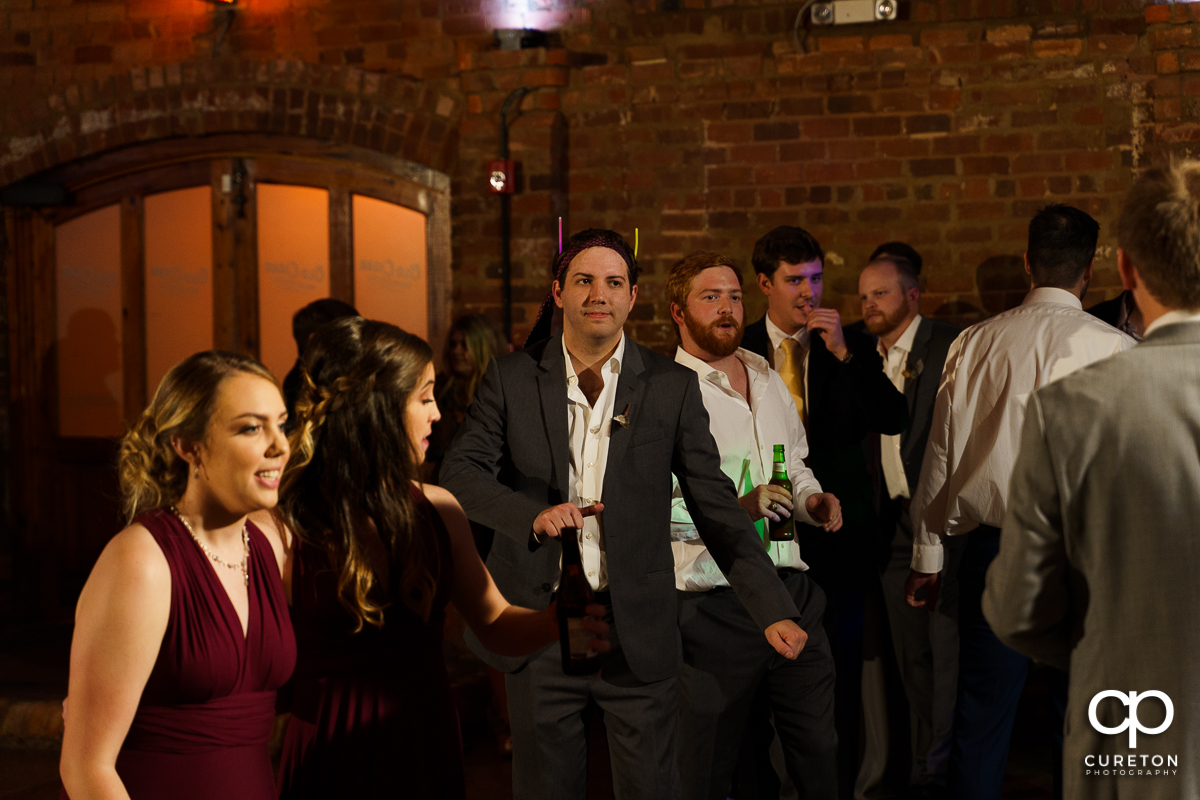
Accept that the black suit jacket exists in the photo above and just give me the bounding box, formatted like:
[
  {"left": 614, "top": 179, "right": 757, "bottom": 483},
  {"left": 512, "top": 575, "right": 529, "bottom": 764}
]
[
  {"left": 742, "top": 316, "right": 908, "bottom": 579},
  {"left": 1085, "top": 290, "right": 1129, "bottom": 329},
  {"left": 896, "top": 317, "right": 962, "bottom": 494},
  {"left": 440, "top": 334, "right": 799, "bottom": 682}
]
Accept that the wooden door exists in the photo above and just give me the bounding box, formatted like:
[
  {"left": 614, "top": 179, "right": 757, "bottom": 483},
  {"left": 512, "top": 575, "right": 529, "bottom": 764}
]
[{"left": 3, "top": 142, "right": 451, "bottom": 625}]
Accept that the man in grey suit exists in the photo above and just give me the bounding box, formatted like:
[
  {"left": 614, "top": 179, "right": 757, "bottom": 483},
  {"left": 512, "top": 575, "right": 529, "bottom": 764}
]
[
  {"left": 984, "top": 163, "right": 1200, "bottom": 799},
  {"left": 440, "top": 229, "right": 807, "bottom": 800},
  {"left": 858, "top": 253, "right": 964, "bottom": 797}
]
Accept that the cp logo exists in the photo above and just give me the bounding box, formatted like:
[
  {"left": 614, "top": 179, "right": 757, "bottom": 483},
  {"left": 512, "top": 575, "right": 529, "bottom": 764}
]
[{"left": 1088, "top": 690, "right": 1174, "bottom": 748}]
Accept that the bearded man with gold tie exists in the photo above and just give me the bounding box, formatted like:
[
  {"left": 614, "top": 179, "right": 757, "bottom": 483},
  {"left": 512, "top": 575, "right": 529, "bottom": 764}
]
[{"left": 740, "top": 226, "right": 908, "bottom": 799}]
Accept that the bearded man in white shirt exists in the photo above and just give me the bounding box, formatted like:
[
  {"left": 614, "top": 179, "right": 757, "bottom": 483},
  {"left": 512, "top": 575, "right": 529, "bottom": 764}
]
[
  {"left": 667, "top": 251, "right": 843, "bottom": 800},
  {"left": 906, "top": 205, "right": 1136, "bottom": 800}
]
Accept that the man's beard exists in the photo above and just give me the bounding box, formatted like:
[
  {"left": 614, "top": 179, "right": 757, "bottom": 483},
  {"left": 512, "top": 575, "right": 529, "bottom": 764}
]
[
  {"left": 684, "top": 310, "right": 744, "bottom": 358},
  {"left": 864, "top": 303, "right": 912, "bottom": 338}
]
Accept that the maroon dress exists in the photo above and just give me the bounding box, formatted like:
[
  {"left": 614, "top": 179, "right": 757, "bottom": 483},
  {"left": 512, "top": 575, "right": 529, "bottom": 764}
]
[
  {"left": 62, "top": 509, "right": 296, "bottom": 800},
  {"left": 277, "top": 486, "right": 463, "bottom": 799}
]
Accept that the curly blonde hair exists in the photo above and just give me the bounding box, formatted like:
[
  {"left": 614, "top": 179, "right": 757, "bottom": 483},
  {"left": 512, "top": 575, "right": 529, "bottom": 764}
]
[{"left": 119, "top": 351, "right": 277, "bottom": 523}]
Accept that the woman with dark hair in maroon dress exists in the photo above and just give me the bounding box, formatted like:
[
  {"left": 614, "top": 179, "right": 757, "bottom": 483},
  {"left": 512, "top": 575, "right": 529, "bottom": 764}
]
[
  {"left": 276, "top": 317, "right": 607, "bottom": 798},
  {"left": 59, "top": 351, "right": 295, "bottom": 800}
]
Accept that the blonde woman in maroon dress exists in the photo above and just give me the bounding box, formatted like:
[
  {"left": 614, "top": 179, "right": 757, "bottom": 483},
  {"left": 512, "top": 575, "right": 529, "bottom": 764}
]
[{"left": 60, "top": 351, "right": 295, "bottom": 800}]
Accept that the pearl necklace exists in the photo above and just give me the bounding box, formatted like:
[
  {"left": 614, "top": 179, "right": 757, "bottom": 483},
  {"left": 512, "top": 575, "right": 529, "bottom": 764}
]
[{"left": 171, "top": 507, "right": 249, "bottom": 587}]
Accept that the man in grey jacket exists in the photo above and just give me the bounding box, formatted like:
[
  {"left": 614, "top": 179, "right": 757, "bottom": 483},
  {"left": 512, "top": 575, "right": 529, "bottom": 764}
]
[{"left": 985, "top": 162, "right": 1200, "bottom": 799}]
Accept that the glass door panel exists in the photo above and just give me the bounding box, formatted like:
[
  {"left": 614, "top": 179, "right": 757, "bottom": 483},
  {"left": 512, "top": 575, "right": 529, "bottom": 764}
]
[
  {"left": 144, "top": 186, "right": 214, "bottom": 395},
  {"left": 257, "top": 184, "right": 330, "bottom": 382},
  {"left": 352, "top": 194, "right": 428, "bottom": 340},
  {"left": 55, "top": 204, "right": 123, "bottom": 437}
]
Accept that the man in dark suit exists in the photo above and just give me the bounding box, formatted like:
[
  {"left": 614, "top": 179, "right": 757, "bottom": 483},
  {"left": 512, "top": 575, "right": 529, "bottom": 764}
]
[
  {"left": 440, "top": 229, "right": 808, "bottom": 800},
  {"left": 1086, "top": 288, "right": 1143, "bottom": 339},
  {"left": 860, "top": 254, "right": 964, "bottom": 798},
  {"left": 740, "top": 226, "right": 908, "bottom": 797}
]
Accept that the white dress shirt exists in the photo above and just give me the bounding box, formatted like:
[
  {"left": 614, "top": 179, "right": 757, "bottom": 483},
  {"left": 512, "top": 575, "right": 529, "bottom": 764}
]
[
  {"left": 563, "top": 334, "right": 626, "bottom": 591},
  {"left": 877, "top": 314, "right": 922, "bottom": 500},
  {"left": 910, "top": 288, "right": 1136, "bottom": 573},
  {"left": 765, "top": 312, "right": 811, "bottom": 405},
  {"left": 670, "top": 346, "right": 824, "bottom": 591},
  {"left": 1143, "top": 308, "right": 1200, "bottom": 337}
]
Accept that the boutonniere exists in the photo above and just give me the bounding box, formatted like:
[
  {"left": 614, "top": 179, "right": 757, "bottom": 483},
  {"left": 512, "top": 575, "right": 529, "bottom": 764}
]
[
  {"left": 902, "top": 358, "right": 924, "bottom": 380},
  {"left": 613, "top": 403, "right": 632, "bottom": 428}
]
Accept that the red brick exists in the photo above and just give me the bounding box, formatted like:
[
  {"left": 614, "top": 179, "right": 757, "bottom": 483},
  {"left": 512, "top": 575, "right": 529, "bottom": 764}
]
[
  {"left": 707, "top": 122, "right": 754, "bottom": 143},
  {"left": 819, "top": 36, "right": 865, "bottom": 52},
  {"left": 1144, "top": 4, "right": 1171, "bottom": 23},
  {"left": 1032, "top": 38, "right": 1082, "bottom": 58},
  {"left": 1157, "top": 53, "right": 1180, "bottom": 74},
  {"left": 802, "top": 118, "right": 850, "bottom": 138},
  {"left": 707, "top": 165, "right": 753, "bottom": 185},
  {"left": 75, "top": 45, "right": 113, "bottom": 63},
  {"left": 1018, "top": 176, "right": 1047, "bottom": 196},
  {"left": 1013, "top": 153, "right": 1063, "bottom": 172},
  {"left": 869, "top": 35, "right": 914, "bottom": 50},
  {"left": 855, "top": 160, "right": 903, "bottom": 179},
  {"left": 958, "top": 201, "right": 1005, "bottom": 220},
  {"left": 1064, "top": 151, "right": 1113, "bottom": 170},
  {"left": 754, "top": 163, "right": 806, "bottom": 184},
  {"left": 962, "top": 156, "right": 1009, "bottom": 175},
  {"left": 806, "top": 162, "right": 855, "bottom": 182},
  {"left": 920, "top": 30, "right": 971, "bottom": 46},
  {"left": 933, "top": 135, "right": 982, "bottom": 155}
]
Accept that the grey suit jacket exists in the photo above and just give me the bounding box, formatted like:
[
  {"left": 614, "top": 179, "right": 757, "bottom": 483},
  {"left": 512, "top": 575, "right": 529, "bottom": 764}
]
[
  {"left": 440, "top": 334, "right": 800, "bottom": 683},
  {"left": 984, "top": 322, "right": 1200, "bottom": 800}
]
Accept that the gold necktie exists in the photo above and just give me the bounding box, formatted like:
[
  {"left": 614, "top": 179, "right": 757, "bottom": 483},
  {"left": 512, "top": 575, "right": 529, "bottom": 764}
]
[{"left": 777, "top": 338, "right": 807, "bottom": 426}]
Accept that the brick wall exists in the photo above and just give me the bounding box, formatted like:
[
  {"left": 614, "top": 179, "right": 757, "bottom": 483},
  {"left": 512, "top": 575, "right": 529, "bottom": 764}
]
[{"left": 1, "top": 0, "right": 1196, "bottom": 353}]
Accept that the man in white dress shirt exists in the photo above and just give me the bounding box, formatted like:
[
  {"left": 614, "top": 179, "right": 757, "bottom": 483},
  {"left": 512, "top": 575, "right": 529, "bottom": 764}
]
[
  {"left": 984, "top": 159, "right": 1200, "bottom": 800},
  {"left": 666, "top": 251, "right": 843, "bottom": 800},
  {"left": 906, "top": 205, "right": 1136, "bottom": 800}
]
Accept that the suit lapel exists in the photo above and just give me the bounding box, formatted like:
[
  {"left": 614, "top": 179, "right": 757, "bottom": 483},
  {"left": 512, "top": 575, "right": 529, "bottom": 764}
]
[
  {"left": 904, "top": 318, "right": 933, "bottom": 418},
  {"left": 602, "top": 337, "right": 647, "bottom": 503},
  {"left": 536, "top": 336, "right": 571, "bottom": 502}
]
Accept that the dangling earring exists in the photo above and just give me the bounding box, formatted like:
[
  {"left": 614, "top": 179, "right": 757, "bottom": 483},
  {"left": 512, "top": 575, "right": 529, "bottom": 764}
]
[{"left": 193, "top": 466, "right": 201, "bottom": 480}]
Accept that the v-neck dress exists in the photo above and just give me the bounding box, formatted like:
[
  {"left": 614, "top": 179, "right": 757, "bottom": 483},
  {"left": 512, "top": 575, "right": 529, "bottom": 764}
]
[{"left": 63, "top": 509, "right": 297, "bottom": 800}]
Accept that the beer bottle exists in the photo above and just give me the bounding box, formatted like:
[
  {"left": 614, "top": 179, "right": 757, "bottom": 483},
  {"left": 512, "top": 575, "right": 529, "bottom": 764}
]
[
  {"left": 768, "top": 444, "right": 794, "bottom": 541},
  {"left": 557, "top": 527, "right": 604, "bottom": 675}
]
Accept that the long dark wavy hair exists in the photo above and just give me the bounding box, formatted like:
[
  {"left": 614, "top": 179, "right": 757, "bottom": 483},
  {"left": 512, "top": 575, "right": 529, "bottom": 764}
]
[{"left": 281, "top": 317, "right": 439, "bottom": 630}]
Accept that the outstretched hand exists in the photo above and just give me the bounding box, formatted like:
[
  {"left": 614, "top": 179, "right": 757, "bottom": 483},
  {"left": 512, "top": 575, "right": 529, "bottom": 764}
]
[
  {"left": 804, "top": 492, "right": 843, "bottom": 532},
  {"left": 533, "top": 502, "right": 605, "bottom": 540},
  {"left": 764, "top": 619, "right": 808, "bottom": 660}
]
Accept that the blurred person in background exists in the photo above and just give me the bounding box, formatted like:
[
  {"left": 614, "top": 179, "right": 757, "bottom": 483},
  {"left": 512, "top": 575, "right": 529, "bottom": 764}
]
[{"left": 281, "top": 298, "right": 359, "bottom": 419}]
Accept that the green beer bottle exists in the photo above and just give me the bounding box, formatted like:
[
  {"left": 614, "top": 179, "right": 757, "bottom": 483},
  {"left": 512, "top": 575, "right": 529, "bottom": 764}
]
[{"left": 768, "top": 444, "right": 794, "bottom": 541}]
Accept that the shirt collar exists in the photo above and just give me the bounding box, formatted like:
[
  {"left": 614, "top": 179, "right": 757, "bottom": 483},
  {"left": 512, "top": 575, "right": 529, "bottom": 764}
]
[
  {"left": 563, "top": 334, "right": 625, "bottom": 385},
  {"left": 764, "top": 311, "right": 809, "bottom": 352},
  {"left": 674, "top": 345, "right": 769, "bottom": 381},
  {"left": 1144, "top": 309, "right": 1200, "bottom": 337},
  {"left": 877, "top": 313, "right": 922, "bottom": 359},
  {"left": 1023, "top": 286, "right": 1083, "bottom": 310}
]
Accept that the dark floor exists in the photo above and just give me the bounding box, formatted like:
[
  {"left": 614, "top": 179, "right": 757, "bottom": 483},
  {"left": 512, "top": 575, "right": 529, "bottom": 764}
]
[{"left": 0, "top": 625, "right": 1052, "bottom": 800}]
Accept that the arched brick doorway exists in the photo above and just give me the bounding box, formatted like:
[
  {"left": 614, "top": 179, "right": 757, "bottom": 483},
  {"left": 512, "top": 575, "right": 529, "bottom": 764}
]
[{"left": 1, "top": 61, "right": 463, "bottom": 626}]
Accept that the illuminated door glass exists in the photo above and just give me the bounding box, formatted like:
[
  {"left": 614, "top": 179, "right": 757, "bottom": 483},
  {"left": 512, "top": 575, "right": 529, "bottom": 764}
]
[
  {"left": 56, "top": 204, "right": 123, "bottom": 437},
  {"left": 144, "top": 186, "right": 214, "bottom": 396},
  {"left": 352, "top": 194, "right": 428, "bottom": 340},
  {"left": 257, "top": 184, "right": 330, "bottom": 383}
]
